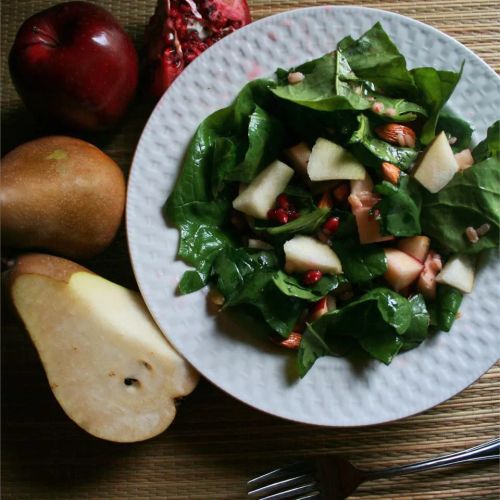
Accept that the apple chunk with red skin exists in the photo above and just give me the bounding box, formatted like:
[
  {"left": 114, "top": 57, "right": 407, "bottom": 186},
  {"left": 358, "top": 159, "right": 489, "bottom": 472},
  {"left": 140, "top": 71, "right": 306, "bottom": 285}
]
[
  {"left": 383, "top": 248, "right": 424, "bottom": 292},
  {"left": 397, "top": 236, "right": 431, "bottom": 263},
  {"left": 7, "top": 254, "right": 199, "bottom": 442},
  {"left": 9, "top": 1, "right": 139, "bottom": 132}
]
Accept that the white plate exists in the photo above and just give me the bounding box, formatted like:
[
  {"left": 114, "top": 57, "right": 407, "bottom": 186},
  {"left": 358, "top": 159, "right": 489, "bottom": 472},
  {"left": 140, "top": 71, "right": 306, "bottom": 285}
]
[{"left": 127, "top": 6, "right": 500, "bottom": 426}]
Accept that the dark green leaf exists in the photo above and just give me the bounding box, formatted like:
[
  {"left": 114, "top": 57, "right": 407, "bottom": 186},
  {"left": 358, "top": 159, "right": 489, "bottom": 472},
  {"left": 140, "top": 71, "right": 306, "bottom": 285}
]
[
  {"left": 435, "top": 285, "right": 463, "bottom": 332},
  {"left": 411, "top": 65, "right": 463, "bottom": 145},
  {"left": 473, "top": 121, "right": 500, "bottom": 162},
  {"left": 436, "top": 109, "right": 473, "bottom": 153},
  {"left": 373, "top": 175, "right": 422, "bottom": 237},
  {"left": 299, "top": 288, "right": 411, "bottom": 375},
  {"left": 338, "top": 22, "right": 418, "bottom": 96},
  {"left": 420, "top": 156, "right": 500, "bottom": 254},
  {"left": 402, "top": 294, "right": 430, "bottom": 349},
  {"left": 259, "top": 208, "right": 331, "bottom": 236},
  {"left": 224, "top": 105, "right": 285, "bottom": 183},
  {"left": 272, "top": 271, "right": 344, "bottom": 301},
  {"left": 349, "top": 114, "right": 418, "bottom": 170}
]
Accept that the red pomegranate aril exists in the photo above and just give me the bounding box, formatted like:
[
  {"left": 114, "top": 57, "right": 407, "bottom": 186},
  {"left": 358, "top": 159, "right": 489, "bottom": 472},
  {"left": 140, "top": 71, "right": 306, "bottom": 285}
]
[
  {"left": 303, "top": 270, "right": 323, "bottom": 285},
  {"left": 275, "top": 208, "right": 289, "bottom": 224},
  {"left": 323, "top": 217, "right": 340, "bottom": 235},
  {"left": 276, "top": 193, "right": 290, "bottom": 210},
  {"left": 288, "top": 209, "right": 300, "bottom": 221},
  {"left": 268, "top": 208, "right": 289, "bottom": 225}
]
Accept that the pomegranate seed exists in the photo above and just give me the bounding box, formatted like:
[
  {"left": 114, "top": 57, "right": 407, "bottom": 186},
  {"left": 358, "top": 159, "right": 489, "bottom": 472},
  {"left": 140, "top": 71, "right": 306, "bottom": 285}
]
[
  {"left": 303, "top": 270, "right": 323, "bottom": 285},
  {"left": 276, "top": 193, "right": 290, "bottom": 210},
  {"left": 288, "top": 209, "right": 300, "bottom": 221},
  {"left": 268, "top": 208, "right": 288, "bottom": 224},
  {"left": 323, "top": 217, "right": 340, "bottom": 235}
]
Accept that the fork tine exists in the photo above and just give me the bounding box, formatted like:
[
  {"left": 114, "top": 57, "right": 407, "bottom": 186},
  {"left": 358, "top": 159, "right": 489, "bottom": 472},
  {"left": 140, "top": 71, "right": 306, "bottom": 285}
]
[
  {"left": 248, "top": 474, "right": 315, "bottom": 498},
  {"left": 259, "top": 482, "right": 319, "bottom": 500},
  {"left": 247, "top": 461, "right": 311, "bottom": 488}
]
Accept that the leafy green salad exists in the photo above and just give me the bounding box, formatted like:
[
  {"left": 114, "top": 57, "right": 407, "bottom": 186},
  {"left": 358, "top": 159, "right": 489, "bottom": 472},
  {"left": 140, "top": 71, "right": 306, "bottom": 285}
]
[{"left": 166, "top": 23, "right": 500, "bottom": 376}]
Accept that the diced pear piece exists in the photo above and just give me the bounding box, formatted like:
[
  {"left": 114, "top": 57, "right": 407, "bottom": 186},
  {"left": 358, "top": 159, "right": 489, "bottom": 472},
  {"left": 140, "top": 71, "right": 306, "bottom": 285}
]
[
  {"left": 7, "top": 254, "right": 199, "bottom": 442},
  {"left": 413, "top": 131, "right": 459, "bottom": 193},
  {"left": 397, "top": 236, "right": 431, "bottom": 263},
  {"left": 232, "top": 160, "right": 294, "bottom": 219},
  {"left": 383, "top": 248, "right": 424, "bottom": 292},
  {"left": 284, "top": 235, "right": 343, "bottom": 274},
  {"left": 435, "top": 254, "right": 476, "bottom": 293},
  {"left": 285, "top": 142, "right": 311, "bottom": 177},
  {"left": 307, "top": 138, "right": 366, "bottom": 181}
]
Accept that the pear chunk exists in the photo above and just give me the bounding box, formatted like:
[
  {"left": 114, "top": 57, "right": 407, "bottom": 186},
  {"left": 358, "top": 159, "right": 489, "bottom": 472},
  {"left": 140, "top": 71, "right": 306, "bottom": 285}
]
[
  {"left": 307, "top": 138, "right": 366, "bottom": 181},
  {"left": 285, "top": 142, "right": 311, "bottom": 178},
  {"left": 435, "top": 254, "right": 476, "bottom": 293},
  {"left": 383, "top": 248, "right": 424, "bottom": 292},
  {"left": 413, "top": 131, "right": 459, "bottom": 193},
  {"left": 284, "top": 235, "right": 343, "bottom": 274},
  {"left": 232, "top": 160, "right": 294, "bottom": 219},
  {"left": 7, "top": 254, "right": 198, "bottom": 442}
]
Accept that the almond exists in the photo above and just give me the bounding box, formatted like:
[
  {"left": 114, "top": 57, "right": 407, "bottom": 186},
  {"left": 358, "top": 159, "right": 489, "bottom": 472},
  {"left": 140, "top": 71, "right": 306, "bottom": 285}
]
[
  {"left": 381, "top": 162, "right": 401, "bottom": 185},
  {"left": 375, "top": 124, "right": 416, "bottom": 148}
]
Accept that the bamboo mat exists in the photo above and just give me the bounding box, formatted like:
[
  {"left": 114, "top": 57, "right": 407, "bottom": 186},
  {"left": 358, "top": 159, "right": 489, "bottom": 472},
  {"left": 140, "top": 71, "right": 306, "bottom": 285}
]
[{"left": 1, "top": 1, "right": 499, "bottom": 499}]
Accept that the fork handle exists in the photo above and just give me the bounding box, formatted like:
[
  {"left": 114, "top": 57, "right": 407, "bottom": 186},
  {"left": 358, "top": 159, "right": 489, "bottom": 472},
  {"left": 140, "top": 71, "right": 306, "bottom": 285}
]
[{"left": 364, "top": 438, "right": 499, "bottom": 480}]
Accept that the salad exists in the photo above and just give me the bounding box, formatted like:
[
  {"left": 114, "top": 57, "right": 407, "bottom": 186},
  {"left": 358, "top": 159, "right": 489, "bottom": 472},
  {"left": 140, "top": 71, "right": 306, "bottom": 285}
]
[{"left": 166, "top": 23, "right": 499, "bottom": 377}]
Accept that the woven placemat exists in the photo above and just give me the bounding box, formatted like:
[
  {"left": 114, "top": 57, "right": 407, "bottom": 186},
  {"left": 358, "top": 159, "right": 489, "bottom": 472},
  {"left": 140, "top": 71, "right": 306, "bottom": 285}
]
[{"left": 1, "top": 1, "right": 499, "bottom": 499}]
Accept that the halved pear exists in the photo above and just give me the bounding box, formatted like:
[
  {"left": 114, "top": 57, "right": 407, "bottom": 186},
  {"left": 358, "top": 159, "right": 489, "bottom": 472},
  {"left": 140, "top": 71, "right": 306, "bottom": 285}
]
[
  {"left": 413, "top": 131, "right": 459, "bottom": 193},
  {"left": 7, "top": 254, "right": 199, "bottom": 442},
  {"left": 232, "top": 160, "right": 294, "bottom": 219},
  {"left": 435, "top": 254, "right": 476, "bottom": 293},
  {"left": 284, "top": 235, "right": 343, "bottom": 274},
  {"left": 307, "top": 138, "right": 366, "bottom": 181}
]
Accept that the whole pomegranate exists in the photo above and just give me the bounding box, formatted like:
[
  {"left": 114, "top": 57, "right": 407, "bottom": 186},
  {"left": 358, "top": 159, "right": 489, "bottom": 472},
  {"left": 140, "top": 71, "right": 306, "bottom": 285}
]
[{"left": 144, "top": 0, "right": 251, "bottom": 98}]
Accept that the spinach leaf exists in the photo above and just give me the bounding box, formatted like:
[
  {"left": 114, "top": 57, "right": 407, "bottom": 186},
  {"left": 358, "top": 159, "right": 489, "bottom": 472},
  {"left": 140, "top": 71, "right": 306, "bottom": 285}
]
[
  {"left": 330, "top": 210, "right": 387, "bottom": 283},
  {"left": 272, "top": 271, "right": 345, "bottom": 301},
  {"left": 402, "top": 294, "right": 430, "bottom": 349},
  {"left": 224, "top": 105, "right": 285, "bottom": 183},
  {"left": 473, "top": 121, "right": 500, "bottom": 162},
  {"left": 411, "top": 65, "right": 463, "bottom": 145},
  {"left": 373, "top": 175, "right": 422, "bottom": 237},
  {"left": 332, "top": 240, "right": 387, "bottom": 283},
  {"left": 348, "top": 114, "right": 418, "bottom": 170},
  {"left": 166, "top": 79, "right": 277, "bottom": 291},
  {"left": 436, "top": 109, "right": 473, "bottom": 153},
  {"left": 420, "top": 156, "right": 500, "bottom": 254},
  {"left": 213, "top": 248, "right": 303, "bottom": 336},
  {"left": 259, "top": 208, "right": 330, "bottom": 236},
  {"left": 271, "top": 52, "right": 368, "bottom": 112},
  {"left": 367, "top": 94, "right": 427, "bottom": 122},
  {"left": 298, "top": 287, "right": 411, "bottom": 375},
  {"left": 338, "top": 22, "right": 418, "bottom": 96},
  {"left": 435, "top": 285, "right": 463, "bottom": 332}
]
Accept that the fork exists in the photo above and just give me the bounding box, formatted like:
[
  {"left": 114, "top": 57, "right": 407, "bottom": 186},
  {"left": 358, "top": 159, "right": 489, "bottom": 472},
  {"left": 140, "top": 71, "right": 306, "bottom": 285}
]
[{"left": 247, "top": 437, "right": 499, "bottom": 499}]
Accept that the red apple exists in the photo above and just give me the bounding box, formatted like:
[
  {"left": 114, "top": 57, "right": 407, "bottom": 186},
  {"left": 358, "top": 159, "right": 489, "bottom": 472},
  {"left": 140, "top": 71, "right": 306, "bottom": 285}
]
[{"left": 9, "top": 1, "right": 139, "bottom": 132}]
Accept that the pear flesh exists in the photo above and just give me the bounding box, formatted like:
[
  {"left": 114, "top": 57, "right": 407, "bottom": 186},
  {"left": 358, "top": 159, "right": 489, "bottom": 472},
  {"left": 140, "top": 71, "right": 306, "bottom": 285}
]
[
  {"left": 413, "top": 131, "right": 459, "bottom": 193},
  {"left": 307, "top": 138, "right": 366, "bottom": 181},
  {"left": 9, "top": 254, "right": 198, "bottom": 442},
  {"left": 284, "top": 235, "right": 343, "bottom": 274},
  {"left": 435, "top": 254, "right": 476, "bottom": 293},
  {"left": 232, "top": 160, "right": 294, "bottom": 219}
]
